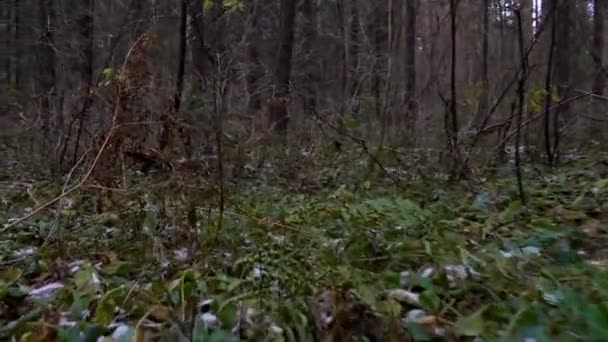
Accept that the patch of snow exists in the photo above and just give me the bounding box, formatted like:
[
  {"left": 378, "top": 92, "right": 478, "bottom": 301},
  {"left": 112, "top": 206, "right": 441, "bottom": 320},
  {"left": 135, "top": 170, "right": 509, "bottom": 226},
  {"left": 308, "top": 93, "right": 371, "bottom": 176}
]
[
  {"left": 201, "top": 312, "right": 219, "bottom": 328},
  {"left": 173, "top": 247, "right": 190, "bottom": 262},
  {"left": 433, "top": 326, "right": 446, "bottom": 337},
  {"left": 500, "top": 246, "right": 541, "bottom": 259},
  {"left": 500, "top": 250, "right": 515, "bottom": 258},
  {"left": 420, "top": 266, "right": 435, "bottom": 278},
  {"left": 269, "top": 324, "right": 284, "bottom": 335},
  {"left": 90, "top": 272, "right": 101, "bottom": 287},
  {"left": 405, "top": 309, "right": 426, "bottom": 323},
  {"left": 540, "top": 287, "right": 564, "bottom": 306},
  {"left": 29, "top": 282, "right": 64, "bottom": 301},
  {"left": 521, "top": 246, "right": 541, "bottom": 256},
  {"left": 443, "top": 264, "right": 480, "bottom": 288},
  {"left": 269, "top": 233, "right": 286, "bottom": 245},
  {"left": 246, "top": 307, "right": 256, "bottom": 319},
  {"left": 444, "top": 265, "right": 468, "bottom": 287},
  {"left": 588, "top": 260, "right": 608, "bottom": 268},
  {"left": 322, "top": 238, "right": 343, "bottom": 250},
  {"left": 81, "top": 309, "right": 91, "bottom": 319},
  {"left": 251, "top": 264, "right": 267, "bottom": 279},
  {"left": 59, "top": 316, "right": 77, "bottom": 327},
  {"left": 388, "top": 289, "right": 421, "bottom": 306},
  {"left": 12, "top": 247, "right": 36, "bottom": 258},
  {"left": 111, "top": 324, "right": 131, "bottom": 340},
  {"left": 68, "top": 259, "right": 87, "bottom": 273}
]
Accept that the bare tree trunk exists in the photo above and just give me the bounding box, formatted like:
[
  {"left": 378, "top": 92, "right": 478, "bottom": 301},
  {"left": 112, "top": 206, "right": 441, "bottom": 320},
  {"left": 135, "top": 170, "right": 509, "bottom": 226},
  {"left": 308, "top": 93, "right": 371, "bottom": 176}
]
[
  {"left": 475, "top": 0, "right": 489, "bottom": 130},
  {"left": 174, "top": 0, "right": 187, "bottom": 112},
  {"left": 245, "top": 0, "right": 264, "bottom": 116},
  {"left": 1, "top": 2, "right": 9, "bottom": 84},
  {"left": 301, "top": 0, "right": 318, "bottom": 115},
  {"left": 543, "top": 0, "right": 557, "bottom": 165},
  {"left": 592, "top": 0, "right": 606, "bottom": 139},
  {"left": 12, "top": 0, "right": 21, "bottom": 88},
  {"left": 552, "top": 0, "right": 570, "bottom": 162},
  {"left": 496, "top": 1, "right": 507, "bottom": 67},
  {"left": 519, "top": 0, "right": 532, "bottom": 156},
  {"left": 520, "top": 0, "right": 533, "bottom": 46},
  {"left": 335, "top": 0, "right": 347, "bottom": 118},
  {"left": 372, "top": 0, "right": 388, "bottom": 123},
  {"left": 128, "top": 0, "right": 146, "bottom": 40},
  {"left": 37, "top": 0, "right": 57, "bottom": 151},
  {"left": 348, "top": 0, "right": 360, "bottom": 115},
  {"left": 271, "top": 0, "right": 297, "bottom": 133},
  {"left": 186, "top": 0, "right": 213, "bottom": 89},
  {"left": 515, "top": 8, "right": 528, "bottom": 205},
  {"left": 448, "top": 0, "right": 461, "bottom": 175},
  {"left": 70, "top": 0, "right": 95, "bottom": 166},
  {"left": 211, "top": 0, "right": 225, "bottom": 57},
  {"left": 404, "top": 0, "right": 417, "bottom": 143}
]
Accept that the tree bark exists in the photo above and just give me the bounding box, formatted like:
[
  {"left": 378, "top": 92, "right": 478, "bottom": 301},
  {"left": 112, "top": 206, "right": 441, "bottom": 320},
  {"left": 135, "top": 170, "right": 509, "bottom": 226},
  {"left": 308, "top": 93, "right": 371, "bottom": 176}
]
[
  {"left": 301, "top": 0, "right": 318, "bottom": 115},
  {"left": 475, "top": 0, "right": 489, "bottom": 130},
  {"left": 592, "top": 0, "right": 606, "bottom": 140},
  {"left": 75, "top": 0, "right": 94, "bottom": 92},
  {"left": 348, "top": 0, "right": 360, "bottom": 114},
  {"left": 186, "top": 0, "right": 213, "bottom": 89},
  {"left": 553, "top": 0, "right": 570, "bottom": 160},
  {"left": 543, "top": 0, "right": 557, "bottom": 165},
  {"left": 245, "top": 0, "right": 264, "bottom": 116},
  {"left": 1, "top": 2, "right": 9, "bottom": 84},
  {"left": 37, "top": 0, "right": 57, "bottom": 147},
  {"left": 128, "top": 0, "right": 146, "bottom": 39},
  {"left": 174, "top": 0, "right": 187, "bottom": 112},
  {"left": 448, "top": 0, "right": 462, "bottom": 175},
  {"left": 519, "top": 0, "right": 533, "bottom": 48},
  {"left": 593, "top": 0, "right": 606, "bottom": 99},
  {"left": 404, "top": 0, "right": 417, "bottom": 139},
  {"left": 372, "top": 0, "right": 388, "bottom": 121},
  {"left": 70, "top": 0, "right": 95, "bottom": 166},
  {"left": 272, "top": 0, "right": 297, "bottom": 132},
  {"left": 12, "top": 0, "right": 21, "bottom": 87}
]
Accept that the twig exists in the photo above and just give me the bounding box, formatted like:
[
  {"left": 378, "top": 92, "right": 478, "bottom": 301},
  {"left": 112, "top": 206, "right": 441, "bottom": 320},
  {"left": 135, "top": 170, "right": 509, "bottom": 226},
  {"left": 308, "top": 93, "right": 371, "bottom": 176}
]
[
  {"left": 310, "top": 112, "right": 402, "bottom": 187},
  {"left": 1, "top": 33, "right": 154, "bottom": 234},
  {"left": 1, "top": 127, "right": 115, "bottom": 234},
  {"left": 485, "top": 92, "right": 594, "bottom": 168}
]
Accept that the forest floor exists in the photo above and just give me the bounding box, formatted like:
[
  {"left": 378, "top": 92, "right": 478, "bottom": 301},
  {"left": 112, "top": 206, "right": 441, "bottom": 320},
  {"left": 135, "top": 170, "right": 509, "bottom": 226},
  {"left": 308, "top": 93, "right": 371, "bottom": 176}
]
[{"left": 1, "top": 147, "right": 607, "bottom": 341}]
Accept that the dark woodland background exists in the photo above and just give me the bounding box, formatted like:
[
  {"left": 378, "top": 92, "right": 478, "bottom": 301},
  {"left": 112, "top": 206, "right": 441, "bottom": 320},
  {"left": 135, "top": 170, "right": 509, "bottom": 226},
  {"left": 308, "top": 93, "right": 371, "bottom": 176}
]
[{"left": 1, "top": 0, "right": 607, "bottom": 180}]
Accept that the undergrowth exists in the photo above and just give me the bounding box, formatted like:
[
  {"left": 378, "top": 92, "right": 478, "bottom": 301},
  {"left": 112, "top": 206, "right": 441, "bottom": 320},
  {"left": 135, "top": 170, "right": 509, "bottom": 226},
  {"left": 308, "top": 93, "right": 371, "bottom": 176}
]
[{"left": 1, "top": 148, "right": 607, "bottom": 341}]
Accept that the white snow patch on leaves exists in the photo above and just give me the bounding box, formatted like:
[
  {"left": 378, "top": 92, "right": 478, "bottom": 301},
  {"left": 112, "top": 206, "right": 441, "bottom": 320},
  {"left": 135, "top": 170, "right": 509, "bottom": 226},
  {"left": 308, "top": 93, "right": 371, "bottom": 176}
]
[
  {"left": 12, "top": 247, "right": 36, "bottom": 258},
  {"left": 388, "top": 289, "right": 421, "bottom": 306},
  {"left": 29, "top": 282, "right": 64, "bottom": 301}
]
